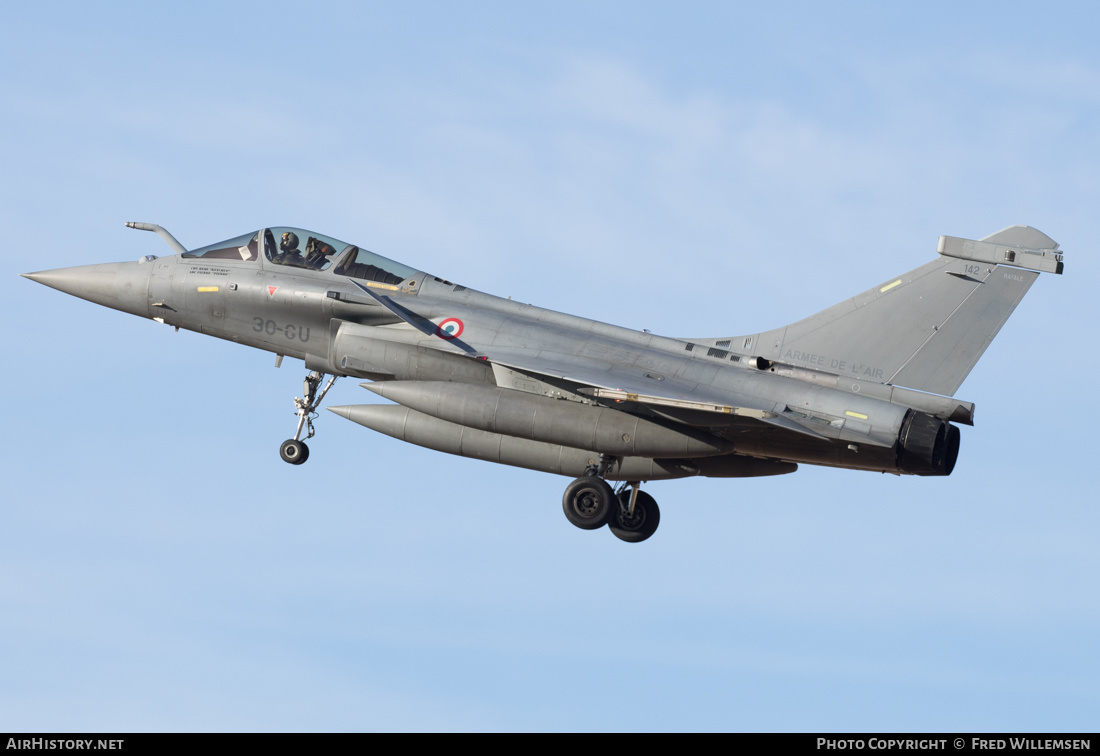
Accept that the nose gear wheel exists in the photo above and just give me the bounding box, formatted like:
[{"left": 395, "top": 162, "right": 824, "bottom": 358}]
[{"left": 280, "top": 438, "right": 309, "bottom": 465}]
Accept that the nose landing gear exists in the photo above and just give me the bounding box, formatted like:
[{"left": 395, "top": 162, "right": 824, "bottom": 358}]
[
  {"left": 279, "top": 370, "right": 337, "bottom": 465},
  {"left": 561, "top": 455, "right": 661, "bottom": 542}
]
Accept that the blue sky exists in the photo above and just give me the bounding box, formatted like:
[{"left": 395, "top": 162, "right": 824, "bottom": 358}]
[{"left": 2, "top": 0, "right": 1097, "bottom": 732}]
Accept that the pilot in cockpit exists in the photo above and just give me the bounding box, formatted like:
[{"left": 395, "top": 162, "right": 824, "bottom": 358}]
[{"left": 276, "top": 231, "right": 307, "bottom": 267}]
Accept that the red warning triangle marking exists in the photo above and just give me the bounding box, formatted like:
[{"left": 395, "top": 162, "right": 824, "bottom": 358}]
[{"left": 267, "top": 286, "right": 278, "bottom": 297}]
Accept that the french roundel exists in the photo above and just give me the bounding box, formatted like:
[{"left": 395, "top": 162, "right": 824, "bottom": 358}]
[{"left": 436, "top": 318, "right": 464, "bottom": 340}]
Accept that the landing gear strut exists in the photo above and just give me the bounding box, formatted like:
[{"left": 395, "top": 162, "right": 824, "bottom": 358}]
[
  {"left": 561, "top": 456, "right": 661, "bottom": 542},
  {"left": 279, "top": 370, "right": 337, "bottom": 465}
]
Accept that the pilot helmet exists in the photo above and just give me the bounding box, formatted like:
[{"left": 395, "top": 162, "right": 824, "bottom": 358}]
[{"left": 280, "top": 231, "right": 299, "bottom": 252}]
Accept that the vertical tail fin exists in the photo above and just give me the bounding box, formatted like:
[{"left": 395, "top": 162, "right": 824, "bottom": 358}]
[{"left": 722, "top": 226, "right": 1063, "bottom": 397}]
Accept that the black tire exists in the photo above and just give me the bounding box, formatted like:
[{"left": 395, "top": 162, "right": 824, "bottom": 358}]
[
  {"left": 609, "top": 490, "right": 660, "bottom": 543},
  {"left": 280, "top": 439, "right": 309, "bottom": 465},
  {"left": 562, "top": 476, "right": 615, "bottom": 530}
]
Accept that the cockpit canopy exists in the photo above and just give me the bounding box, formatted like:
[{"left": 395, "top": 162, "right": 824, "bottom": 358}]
[
  {"left": 183, "top": 231, "right": 259, "bottom": 261},
  {"left": 182, "top": 227, "right": 420, "bottom": 285}
]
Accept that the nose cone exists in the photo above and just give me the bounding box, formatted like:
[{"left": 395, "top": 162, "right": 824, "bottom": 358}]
[{"left": 22, "top": 261, "right": 151, "bottom": 317}]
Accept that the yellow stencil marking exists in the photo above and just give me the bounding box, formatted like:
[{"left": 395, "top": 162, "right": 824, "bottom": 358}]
[
  {"left": 845, "top": 410, "right": 869, "bottom": 420},
  {"left": 196, "top": 286, "right": 219, "bottom": 292},
  {"left": 879, "top": 279, "right": 902, "bottom": 293}
]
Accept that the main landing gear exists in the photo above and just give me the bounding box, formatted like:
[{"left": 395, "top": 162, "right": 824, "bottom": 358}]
[
  {"left": 279, "top": 371, "right": 337, "bottom": 465},
  {"left": 561, "top": 456, "right": 661, "bottom": 543}
]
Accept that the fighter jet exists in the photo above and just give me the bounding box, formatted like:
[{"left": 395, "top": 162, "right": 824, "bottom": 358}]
[{"left": 22, "top": 222, "right": 1064, "bottom": 542}]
